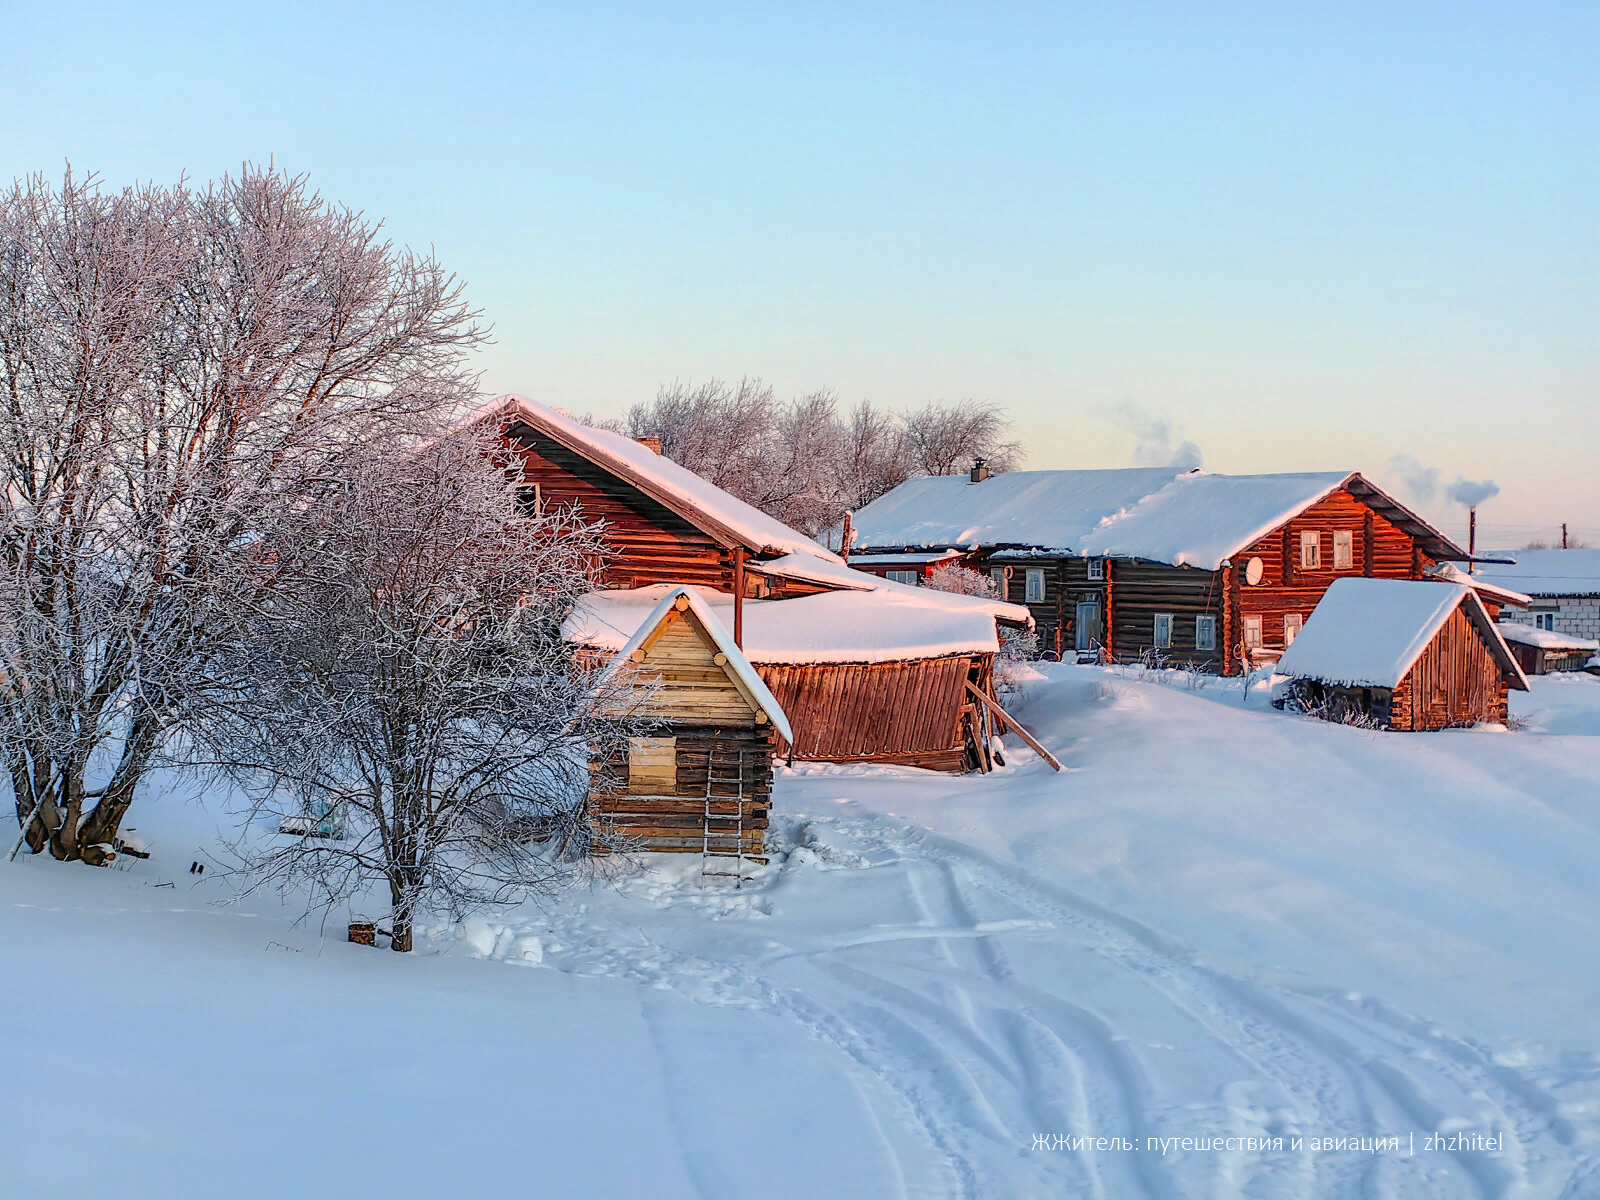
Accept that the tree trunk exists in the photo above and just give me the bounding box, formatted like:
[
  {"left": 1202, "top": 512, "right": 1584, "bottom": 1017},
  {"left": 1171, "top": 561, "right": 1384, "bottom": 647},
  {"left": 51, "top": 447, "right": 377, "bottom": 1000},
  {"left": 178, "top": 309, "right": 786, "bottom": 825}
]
[
  {"left": 76, "top": 709, "right": 160, "bottom": 852},
  {"left": 389, "top": 874, "right": 414, "bottom": 953}
]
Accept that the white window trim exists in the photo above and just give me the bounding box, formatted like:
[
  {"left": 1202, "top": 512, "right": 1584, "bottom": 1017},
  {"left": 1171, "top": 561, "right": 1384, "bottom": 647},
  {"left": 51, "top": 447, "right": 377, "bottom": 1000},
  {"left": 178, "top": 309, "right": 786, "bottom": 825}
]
[
  {"left": 1300, "top": 531, "right": 1321, "bottom": 570},
  {"left": 1086, "top": 558, "right": 1105, "bottom": 581},
  {"left": 1025, "top": 568, "right": 1045, "bottom": 604},
  {"left": 1332, "top": 530, "right": 1353, "bottom": 570},
  {"left": 886, "top": 570, "right": 920, "bottom": 586},
  {"left": 1284, "top": 612, "right": 1303, "bottom": 644},
  {"left": 1194, "top": 614, "right": 1216, "bottom": 651},
  {"left": 1153, "top": 612, "right": 1173, "bottom": 649},
  {"left": 1243, "top": 614, "right": 1263, "bottom": 648}
]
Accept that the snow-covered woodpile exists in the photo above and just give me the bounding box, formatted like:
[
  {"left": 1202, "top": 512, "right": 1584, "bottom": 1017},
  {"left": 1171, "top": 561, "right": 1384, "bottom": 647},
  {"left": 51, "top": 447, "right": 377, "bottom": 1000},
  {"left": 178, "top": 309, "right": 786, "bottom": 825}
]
[
  {"left": 851, "top": 467, "right": 1468, "bottom": 672},
  {"left": 1274, "top": 579, "right": 1527, "bottom": 730},
  {"left": 589, "top": 589, "right": 791, "bottom": 858}
]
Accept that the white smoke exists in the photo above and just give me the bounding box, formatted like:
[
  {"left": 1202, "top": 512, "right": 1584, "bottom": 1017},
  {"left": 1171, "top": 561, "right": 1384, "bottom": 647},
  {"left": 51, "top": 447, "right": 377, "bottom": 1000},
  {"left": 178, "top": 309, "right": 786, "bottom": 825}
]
[
  {"left": 1109, "top": 402, "right": 1202, "bottom": 471},
  {"left": 1447, "top": 477, "right": 1500, "bottom": 508},
  {"left": 1387, "top": 454, "right": 1439, "bottom": 501},
  {"left": 1389, "top": 454, "right": 1498, "bottom": 511}
]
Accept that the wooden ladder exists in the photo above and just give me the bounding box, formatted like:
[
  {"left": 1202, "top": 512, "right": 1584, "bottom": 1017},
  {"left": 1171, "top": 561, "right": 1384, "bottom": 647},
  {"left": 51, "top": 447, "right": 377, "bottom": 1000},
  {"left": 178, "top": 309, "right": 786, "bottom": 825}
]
[{"left": 700, "top": 749, "right": 750, "bottom": 887}]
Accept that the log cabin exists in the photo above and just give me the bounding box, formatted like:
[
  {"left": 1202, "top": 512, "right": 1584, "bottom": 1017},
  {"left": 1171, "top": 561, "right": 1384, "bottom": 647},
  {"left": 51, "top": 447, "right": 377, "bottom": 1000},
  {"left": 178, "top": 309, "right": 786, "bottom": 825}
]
[
  {"left": 590, "top": 588, "right": 791, "bottom": 860},
  {"left": 1273, "top": 578, "right": 1527, "bottom": 729},
  {"left": 851, "top": 465, "right": 1474, "bottom": 675},
  {"left": 457, "top": 396, "right": 1034, "bottom": 772}
]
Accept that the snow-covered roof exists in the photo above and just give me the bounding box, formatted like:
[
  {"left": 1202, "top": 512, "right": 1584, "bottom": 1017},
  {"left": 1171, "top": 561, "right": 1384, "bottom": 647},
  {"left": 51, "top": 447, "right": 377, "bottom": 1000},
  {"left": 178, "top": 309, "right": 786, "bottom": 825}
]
[
  {"left": 1495, "top": 623, "right": 1600, "bottom": 653},
  {"left": 749, "top": 552, "right": 1030, "bottom": 625},
  {"left": 461, "top": 396, "right": 838, "bottom": 561},
  {"left": 1275, "top": 578, "right": 1526, "bottom": 691},
  {"left": 1425, "top": 563, "right": 1530, "bottom": 609},
  {"left": 1471, "top": 550, "right": 1600, "bottom": 599},
  {"left": 566, "top": 584, "right": 1013, "bottom": 666},
  {"left": 597, "top": 587, "right": 793, "bottom": 743},
  {"left": 846, "top": 550, "right": 963, "bottom": 567},
  {"left": 852, "top": 467, "right": 1183, "bottom": 556},
  {"left": 852, "top": 468, "right": 1398, "bottom": 570}
]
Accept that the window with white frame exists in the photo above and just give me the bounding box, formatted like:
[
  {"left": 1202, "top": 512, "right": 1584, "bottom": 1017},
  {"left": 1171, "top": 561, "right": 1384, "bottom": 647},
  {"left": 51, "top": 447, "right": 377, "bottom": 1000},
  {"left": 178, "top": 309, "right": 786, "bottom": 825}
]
[
  {"left": 1283, "top": 612, "right": 1303, "bottom": 644},
  {"left": 990, "top": 567, "right": 1007, "bottom": 595},
  {"left": 1025, "top": 568, "right": 1045, "bottom": 604},
  {"left": 1153, "top": 612, "right": 1173, "bottom": 648},
  {"left": 1194, "top": 614, "right": 1216, "bottom": 650},
  {"left": 1300, "top": 531, "right": 1321, "bottom": 570},
  {"left": 1536, "top": 612, "right": 1556, "bottom": 631},
  {"left": 1243, "top": 614, "right": 1263, "bottom": 648},
  {"left": 1086, "top": 558, "right": 1105, "bottom": 580},
  {"left": 1332, "top": 530, "right": 1353, "bottom": 570},
  {"left": 886, "top": 570, "right": 920, "bottom": 585}
]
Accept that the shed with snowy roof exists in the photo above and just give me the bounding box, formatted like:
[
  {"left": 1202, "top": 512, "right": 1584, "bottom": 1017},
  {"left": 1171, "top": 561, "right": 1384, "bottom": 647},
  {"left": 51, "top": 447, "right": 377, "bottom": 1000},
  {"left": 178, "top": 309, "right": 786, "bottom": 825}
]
[
  {"left": 590, "top": 589, "right": 792, "bottom": 860},
  {"left": 1273, "top": 579, "right": 1527, "bottom": 730}
]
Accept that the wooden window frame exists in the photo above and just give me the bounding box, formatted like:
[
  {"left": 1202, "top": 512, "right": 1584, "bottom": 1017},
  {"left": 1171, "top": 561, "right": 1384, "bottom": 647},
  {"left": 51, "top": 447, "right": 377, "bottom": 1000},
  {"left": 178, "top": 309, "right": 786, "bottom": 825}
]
[
  {"left": 1024, "top": 568, "right": 1046, "bottom": 604},
  {"left": 1153, "top": 611, "right": 1173, "bottom": 649},
  {"left": 1194, "top": 614, "right": 1216, "bottom": 651},
  {"left": 1300, "top": 531, "right": 1321, "bottom": 570},
  {"left": 886, "top": 569, "right": 920, "bottom": 586},
  {"left": 1283, "top": 612, "right": 1303, "bottom": 644},
  {"left": 1086, "top": 558, "right": 1105, "bottom": 581},
  {"left": 627, "top": 736, "right": 678, "bottom": 794},
  {"left": 1332, "top": 530, "right": 1353, "bottom": 571},
  {"left": 1243, "top": 614, "right": 1263, "bottom": 649}
]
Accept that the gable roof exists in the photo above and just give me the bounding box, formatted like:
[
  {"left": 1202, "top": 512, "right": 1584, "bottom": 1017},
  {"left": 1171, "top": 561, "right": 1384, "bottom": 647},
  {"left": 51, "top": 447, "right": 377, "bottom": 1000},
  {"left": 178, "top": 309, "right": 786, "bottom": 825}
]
[
  {"left": 1426, "top": 562, "right": 1531, "bottom": 609},
  {"left": 567, "top": 583, "right": 1018, "bottom": 667},
  {"left": 1469, "top": 549, "right": 1600, "bottom": 599},
  {"left": 852, "top": 468, "right": 1467, "bottom": 570},
  {"left": 461, "top": 395, "right": 837, "bottom": 561},
  {"left": 1275, "top": 578, "right": 1527, "bottom": 691},
  {"left": 597, "top": 587, "right": 793, "bottom": 743}
]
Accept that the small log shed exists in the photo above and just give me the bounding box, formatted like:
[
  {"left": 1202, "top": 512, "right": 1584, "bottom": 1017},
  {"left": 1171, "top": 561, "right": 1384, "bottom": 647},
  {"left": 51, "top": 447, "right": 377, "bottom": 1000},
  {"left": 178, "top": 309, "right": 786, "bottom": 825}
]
[
  {"left": 590, "top": 588, "right": 793, "bottom": 860},
  {"left": 1273, "top": 578, "right": 1528, "bottom": 730}
]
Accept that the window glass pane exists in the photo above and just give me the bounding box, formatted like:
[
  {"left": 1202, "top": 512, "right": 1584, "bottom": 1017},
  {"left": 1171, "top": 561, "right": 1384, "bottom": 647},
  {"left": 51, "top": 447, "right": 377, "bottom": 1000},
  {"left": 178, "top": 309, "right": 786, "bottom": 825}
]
[
  {"left": 1195, "top": 615, "right": 1215, "bottom": 650},
  {"left": 1025, "top": 569, "right": 1045, "bottom": 603},
  {"left": 1333, "top": 531, "right": 1353, "bottom": 570},
  {"left": 1300, "top": 531, "right": 1320, "bottom": 569},
  {"left": 1154, "top": 612, "right": 1172, "bottom": 648}
]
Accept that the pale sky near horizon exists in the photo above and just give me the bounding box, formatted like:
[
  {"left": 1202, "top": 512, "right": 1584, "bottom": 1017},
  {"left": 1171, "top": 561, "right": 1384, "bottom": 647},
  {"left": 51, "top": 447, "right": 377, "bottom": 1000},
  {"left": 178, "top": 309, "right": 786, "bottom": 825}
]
[{"left": 4, "top": 1, "right": 1595, "bottom": 548}]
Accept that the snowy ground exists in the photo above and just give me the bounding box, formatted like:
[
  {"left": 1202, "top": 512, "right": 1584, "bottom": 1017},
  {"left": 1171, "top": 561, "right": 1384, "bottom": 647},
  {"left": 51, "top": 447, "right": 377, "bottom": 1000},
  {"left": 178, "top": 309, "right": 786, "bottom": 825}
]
[{"left": 6, "top": 666, "right": 1600, "bottom": 1198}]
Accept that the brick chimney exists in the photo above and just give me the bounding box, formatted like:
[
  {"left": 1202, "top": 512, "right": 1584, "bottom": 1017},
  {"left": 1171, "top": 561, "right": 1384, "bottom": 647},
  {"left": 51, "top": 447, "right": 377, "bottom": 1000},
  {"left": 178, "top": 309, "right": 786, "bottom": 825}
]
[
  {"left": 970, "top": 457, "right": 990, "bottom": 483},
  {"left": 635, "top": 436, "right": 663, "bottom": 455}
]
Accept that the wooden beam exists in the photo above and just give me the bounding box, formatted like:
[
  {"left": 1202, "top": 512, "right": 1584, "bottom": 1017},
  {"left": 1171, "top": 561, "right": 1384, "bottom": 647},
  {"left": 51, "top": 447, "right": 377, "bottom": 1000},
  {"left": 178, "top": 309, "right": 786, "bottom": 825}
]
[
  {"left": 964, "top": 682, "right": 1061, "bottom": 771},
  {"left": 733, "top": 547, "right": 746, "bottom": 648}
]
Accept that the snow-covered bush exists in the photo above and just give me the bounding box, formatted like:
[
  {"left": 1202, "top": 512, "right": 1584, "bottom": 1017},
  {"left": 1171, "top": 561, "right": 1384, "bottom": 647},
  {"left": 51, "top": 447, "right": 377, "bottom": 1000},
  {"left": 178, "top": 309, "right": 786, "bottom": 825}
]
[{"left": 926, "top": 563, "right": 1000, "bottom": 598}]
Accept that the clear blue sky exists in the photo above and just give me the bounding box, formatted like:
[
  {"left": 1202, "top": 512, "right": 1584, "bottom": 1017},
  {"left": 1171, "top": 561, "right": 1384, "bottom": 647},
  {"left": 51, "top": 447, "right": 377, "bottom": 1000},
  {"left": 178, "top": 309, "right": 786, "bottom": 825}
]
[{"left": 5, "top": 1, "right": 1595, "bottom": 545}]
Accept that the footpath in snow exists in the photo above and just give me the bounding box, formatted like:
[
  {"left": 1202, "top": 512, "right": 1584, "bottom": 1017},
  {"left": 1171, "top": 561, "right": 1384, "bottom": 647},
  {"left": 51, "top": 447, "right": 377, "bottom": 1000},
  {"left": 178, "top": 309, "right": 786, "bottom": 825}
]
[{"left": 5, "top": 665, "right": 1600, "bottom": 1199}]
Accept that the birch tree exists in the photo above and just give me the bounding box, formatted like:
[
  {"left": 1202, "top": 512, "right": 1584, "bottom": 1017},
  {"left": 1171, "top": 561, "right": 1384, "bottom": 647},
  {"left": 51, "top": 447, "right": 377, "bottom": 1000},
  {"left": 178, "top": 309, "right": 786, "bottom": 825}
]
[{"left": 0, "top": 167, "right": 483, "bottom": 863}]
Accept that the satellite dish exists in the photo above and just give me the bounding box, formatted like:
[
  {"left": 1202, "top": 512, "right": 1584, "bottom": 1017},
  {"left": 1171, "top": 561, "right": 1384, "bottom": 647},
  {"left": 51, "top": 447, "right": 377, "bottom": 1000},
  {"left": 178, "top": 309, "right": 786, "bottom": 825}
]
[{"left": 1244, "top": 557, "right": 1265, "bottom": 586}]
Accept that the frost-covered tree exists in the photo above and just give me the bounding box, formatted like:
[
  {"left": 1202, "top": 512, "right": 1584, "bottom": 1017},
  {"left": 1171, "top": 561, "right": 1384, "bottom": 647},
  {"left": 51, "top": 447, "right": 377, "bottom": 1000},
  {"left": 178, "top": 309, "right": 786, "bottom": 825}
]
[
  {"left": 200, "top": 427, "right": 637, "bottom": 951},
  {"left": 902, "top": 399, "right": 1021, "bottom": 478},
  {"left": 926, "top": 563, "right": 999, "bottom": 598},
  {"left": 0, "top": 167, "right": 483, "bottom": 863}
]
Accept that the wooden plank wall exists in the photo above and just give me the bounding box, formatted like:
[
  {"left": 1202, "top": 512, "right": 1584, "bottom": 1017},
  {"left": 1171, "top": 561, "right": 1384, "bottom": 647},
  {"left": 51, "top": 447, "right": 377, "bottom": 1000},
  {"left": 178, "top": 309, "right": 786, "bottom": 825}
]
[
  {"left": 1393, "top": 606, "right": 1509, "bottom": 730},
  {"left": 757, "top": 655, "right": 984, "bottom": 771}
]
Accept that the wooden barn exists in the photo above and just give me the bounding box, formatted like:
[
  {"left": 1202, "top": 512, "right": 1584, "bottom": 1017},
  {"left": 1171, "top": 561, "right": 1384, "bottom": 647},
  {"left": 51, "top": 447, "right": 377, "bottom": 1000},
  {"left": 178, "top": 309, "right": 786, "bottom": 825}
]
[
  {"left": 590, "top": 588, "right": 791, "bottom": 862},
  {"left": 1273, "top": 578, "right": 1527, "bottom": 730},
  {"left": 851, "top": 466, "right": 1475, "bottom": 675},
  {"left": 1495, "top": 622, "right": 1599, "bottom": 676},
  {"left": 457, "top": 396, "right": 1036, "bottom": 772}
]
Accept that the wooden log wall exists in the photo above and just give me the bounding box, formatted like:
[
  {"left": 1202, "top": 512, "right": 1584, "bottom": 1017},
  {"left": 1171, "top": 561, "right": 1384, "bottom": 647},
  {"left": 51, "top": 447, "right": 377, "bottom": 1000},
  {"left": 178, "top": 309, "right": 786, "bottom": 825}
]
[
  {"left": 507, "top": 423, "right": 738, "bottom": 591},
  {"left": 757, "top": 654, "right": 986, "bottom": 771},
  {"left": 1394, "top": 605, "right": 1509, "bottom": 730},
  {"left": 1235, "top": 487, "right": 1433, "bottom": 657},
  {"left": 591, "top": 724, "right": 774, "bottom": 856},
  {"left": 983, "top": 556, "right": 1111, "bottom": 657},
  {"left": 1106, "top": 561, "right": 1223, "bottom": 667}
]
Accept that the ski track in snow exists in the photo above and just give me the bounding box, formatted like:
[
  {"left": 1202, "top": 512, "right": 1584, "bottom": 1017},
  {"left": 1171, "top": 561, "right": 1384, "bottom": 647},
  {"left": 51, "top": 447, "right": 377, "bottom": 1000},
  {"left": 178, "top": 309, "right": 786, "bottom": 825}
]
[{"left": 474, "top": 808, "right": 1595, "bottom": 1200}]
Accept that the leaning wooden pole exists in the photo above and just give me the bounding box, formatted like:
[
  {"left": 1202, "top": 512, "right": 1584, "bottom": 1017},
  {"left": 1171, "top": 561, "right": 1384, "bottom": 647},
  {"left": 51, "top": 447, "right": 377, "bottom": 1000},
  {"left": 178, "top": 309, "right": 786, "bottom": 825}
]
[
  {"left": 964, "top": 682, "right": 1062, "bottom": 771},
  {"left": 732, "top": 547, "right": 746, "bottom": 648}
]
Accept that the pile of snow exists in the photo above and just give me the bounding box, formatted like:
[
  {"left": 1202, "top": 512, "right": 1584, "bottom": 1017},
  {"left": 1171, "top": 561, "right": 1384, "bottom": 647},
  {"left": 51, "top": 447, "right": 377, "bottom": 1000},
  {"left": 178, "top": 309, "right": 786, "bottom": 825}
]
[
  {"left": 1496, "top": 622, "right": 1600, "bottom": 652},
  {"left": 852, "top": 467, "right": 1367, "bottom": 569},
  {"left": 567, "top": 583, "right": 1013, "bottom": 664},
  {"left": 1275, "top": 577, "right": 1517, "bottom": 689},
  {"left": 1473, "top": 548, "right": 1600, "bottom": 598}
]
